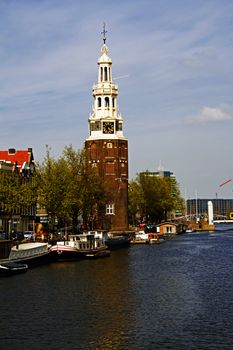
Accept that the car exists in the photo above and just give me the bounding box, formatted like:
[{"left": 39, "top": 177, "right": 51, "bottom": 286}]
[
  {"left": 35, "top": 232, "right": 49, "bottom": 241},
  {"left": 12, "top": 231, "right": 24, "bottom": 241},
  {"left": 0, "top": 230, "right": 6, "bottom": 240},
  {"left": 23, "top": 231, "right": 34, "bottom": 240}
]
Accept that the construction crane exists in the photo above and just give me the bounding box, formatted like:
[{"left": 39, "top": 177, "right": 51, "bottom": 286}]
[{"left": 219, "top": 179, "right": 233, "bottom": 187}]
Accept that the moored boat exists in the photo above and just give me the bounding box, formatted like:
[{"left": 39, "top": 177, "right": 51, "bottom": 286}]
[
  {"left": 50, "top": 233, "right": 110, "bottom": 261},
  {"left": 185, "top": 228, "right": 194, "bottom": 233},
  {"left": 131, "top": 231, "right": 149, "bottom": 244},
  {"left": 106, "top": 234, "right": 131, "bottom": 249},
  {"left": 148, "top": 233, "right": 162, "bottom": 244},
  {"left": 0, "top": 261, "right": 28, "bottom": 276},
  {"left": 5, "top": 242, "right": 51, "bottom": 267},
  {"left": 91, "top": 231, "right": 131, "bottom": 250}
]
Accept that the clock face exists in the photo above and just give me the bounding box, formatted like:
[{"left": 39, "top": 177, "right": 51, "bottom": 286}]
[{"left": 103, "top": 122, "right": 114, "bottom": 134}]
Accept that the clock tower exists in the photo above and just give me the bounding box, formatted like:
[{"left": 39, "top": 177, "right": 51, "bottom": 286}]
[{"left": 85, "top": 27, "right": 128, "bottom": 232}]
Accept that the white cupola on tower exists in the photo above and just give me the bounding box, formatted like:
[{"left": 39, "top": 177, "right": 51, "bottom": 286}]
[{"left": 86, "top": 24, "right": 126, "bottom": 141}]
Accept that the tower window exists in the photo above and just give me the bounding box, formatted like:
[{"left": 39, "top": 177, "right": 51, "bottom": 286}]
[
  {"left": 90, "top": 142, "right": 97, "bottom": 160},
  {"left": 98, "top": 97, "right": 101, "bottom": 108},
  {"left": 104, "top": 67, "right": 108, "bottom": 81},
  {"left": 112, "top": 98, "right": 115, "bottom": 108},
  {"left": 106, "top": 204, "right": 114, "bottom": 215},
  {"left": 105, "top": 97, "right": 109, "bottom": 108},
  {"left": 100, "top": 67, "right": 103, "bottom": 82},
  {"left": 116, "top": 122, "right": 122, "bottom": 131}
]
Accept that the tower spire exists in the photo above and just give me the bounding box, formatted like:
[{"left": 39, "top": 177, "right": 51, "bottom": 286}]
[{"left": 101, "top": 22, "right": 107, "bottom": 44}]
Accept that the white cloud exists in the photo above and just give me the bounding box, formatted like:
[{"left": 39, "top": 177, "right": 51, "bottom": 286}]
[{"left": 187, "top": 106, "right": 233, "bottom": 124}]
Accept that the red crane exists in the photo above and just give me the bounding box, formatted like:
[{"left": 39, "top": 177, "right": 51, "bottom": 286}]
[{"left": 219, "top": 179, "right": 233, "bottom": 187}]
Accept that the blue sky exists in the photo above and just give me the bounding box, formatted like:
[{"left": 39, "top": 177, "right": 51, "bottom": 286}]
[{"left": 0, "top": 0, "right": 233, "bottom": 199}]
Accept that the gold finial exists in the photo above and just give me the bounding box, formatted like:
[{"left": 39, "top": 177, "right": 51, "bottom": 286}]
[{"left": 101, "top": 22, "right": 107, "bottom": 44}]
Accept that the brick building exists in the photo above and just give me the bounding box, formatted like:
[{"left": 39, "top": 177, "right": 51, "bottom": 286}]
[{"left": 0, "top": 148, "right": 35, "bottom": 233}]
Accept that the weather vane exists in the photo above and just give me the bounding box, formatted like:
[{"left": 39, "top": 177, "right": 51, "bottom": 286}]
[{"left": 101, "top": 22, "right": 107, "bottom": 44}]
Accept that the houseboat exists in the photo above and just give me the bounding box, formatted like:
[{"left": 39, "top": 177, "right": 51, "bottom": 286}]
[
  {"left": 156, "top": 222, "right": 177, "bottom": 238},
  {"left": 50, "top": 233, "right": 110, "bottom": 261}
]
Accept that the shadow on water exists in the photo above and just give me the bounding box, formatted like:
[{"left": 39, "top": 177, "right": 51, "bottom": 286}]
[
  {"left": 1, "top": 232, "right": 233, "bottom": 349},
  {"left": 0, "top": 249, "right": 136, "bottom": 350}
]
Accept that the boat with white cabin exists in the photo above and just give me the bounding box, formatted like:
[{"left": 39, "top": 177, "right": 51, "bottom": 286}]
[
  {"left": 50, "top": 233, "right": 110, "bottom": 261},
  {"left": 131, "top": 231, "right": 149, "bottom": 244}
]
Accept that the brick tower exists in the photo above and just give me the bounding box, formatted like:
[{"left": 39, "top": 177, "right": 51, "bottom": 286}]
[{"left": 85, "top": 27, "right": 128, "bottom": 232}]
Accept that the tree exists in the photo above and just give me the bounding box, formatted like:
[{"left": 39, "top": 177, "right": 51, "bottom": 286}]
[
  {"left": 35, "top": 146, "right": 67, "bottom": 230},
  {"left": 128, "top": 180, "right": 143, "bottom": 226},
  {"left": 128, "top": 171, "right": 184, "bottom": 224},
  {"left": 0, "top": 169, "right": 37, "bottom": 233},
  {"left": 35, "top": 145, "right": 107, "bottom": 232},
  {"left": 61, "top": 145, "right": 106, "bottom": 231}
]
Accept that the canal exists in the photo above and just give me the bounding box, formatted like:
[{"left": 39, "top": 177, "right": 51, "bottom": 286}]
[{"left": 1, "top": 228, "right": 233, "bottom": 349}]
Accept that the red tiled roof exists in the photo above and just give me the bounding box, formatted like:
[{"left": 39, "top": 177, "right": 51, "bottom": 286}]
[{"left": 0, "top": 148, "right": 34, "bottom": 171}]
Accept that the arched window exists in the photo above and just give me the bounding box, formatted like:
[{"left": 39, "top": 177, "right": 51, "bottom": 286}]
[
  {"left": 105, "top": 97, "right": 109, "bottom": 108},
  {"left": 104, "top": 67, "right": 108, "bottom": 81},
  {"left": 112, "top": 98, "right": 115, "bottom": 108},
  {"left": 100, "top": 67, "right": 103, "bottom": 82},
  {"left": 98, "top": 97, "right": 101, "bottom": 108},
  {"left": 90, "top": 143, "right": 97, "bottom": 160}
]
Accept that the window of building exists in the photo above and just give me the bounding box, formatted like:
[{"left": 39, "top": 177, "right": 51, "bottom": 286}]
[
  {"left": 106, "top": 204, "right": 114, "bottom": 215},
  {"left": 105, "top": 161, "right": 115, "bottom": 174},
  {"left": 100, "top": 67, "right": 103, "bottom": 82},
  {"left": 116, "top": 121, "right": 122, "bottom": 131},
  {"left": 104, "top": 67, "right": 108, "bottom": 81},
  {"left": 98, "top": 97, "right": 101, "bottom": 108},
  {"left": 90, "top": 143, "right": 97, "bottom": 160},
  {"left": 107, "top": 143, "right": 112, "bottom": 148},
  {"left": 112, "top": 98, "right": 115, "bottom": 108},
  {"left": 105, "top": 97, "right": 109, "bottom": 108}
]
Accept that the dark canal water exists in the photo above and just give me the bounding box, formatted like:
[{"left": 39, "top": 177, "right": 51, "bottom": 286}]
[{"left": 1, "top": 226, "right": 233, "bottom": 349}]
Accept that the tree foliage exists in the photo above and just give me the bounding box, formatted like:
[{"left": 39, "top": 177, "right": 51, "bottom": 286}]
[
  {"left": 0, "top": 169, "right": 37, "bottom": 231},
  {"left": 35, "top": 145, "right": 106, "bottom": 231},
  {"left": 128, "top": 171, "right": 184, "bottom": 224}
]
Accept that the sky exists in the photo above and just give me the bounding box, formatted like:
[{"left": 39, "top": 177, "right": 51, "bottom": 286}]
[{"left": 0, "top": 0, "right": 233, "bottom": 199}]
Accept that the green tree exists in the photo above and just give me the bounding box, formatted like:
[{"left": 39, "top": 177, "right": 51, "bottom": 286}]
[
  {"left": 0, "top": 170, "right": 37, "bottom": 233},
  {"left": 62, "top": 145, "right": 107, "bottom": 230},
  {"left": 128, "top": 180, "right": 143, "bottom": 225},
  {"left": 35, "top": 146, "right": 68, "bottom": 230},
  {"left": 128, "top": 171, "right": 184, "bottom": 224},
  {"left": 36, "top": 145, "right": 107, "bottom": 232}
]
